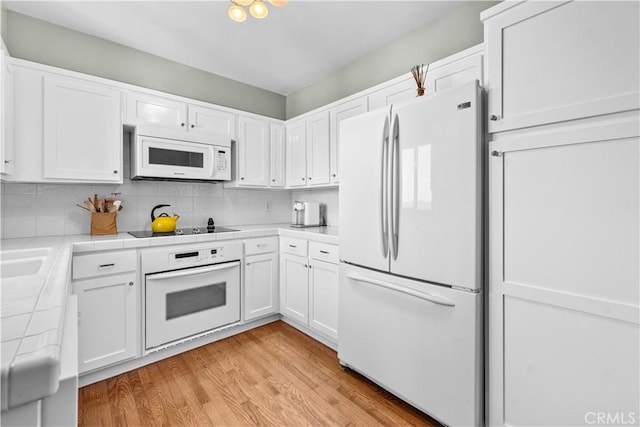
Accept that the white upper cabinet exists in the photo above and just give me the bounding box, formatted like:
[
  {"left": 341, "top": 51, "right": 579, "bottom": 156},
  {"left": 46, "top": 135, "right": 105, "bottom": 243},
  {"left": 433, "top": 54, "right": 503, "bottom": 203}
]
[
  {"left": 269, "top": 123, "right": 285, "bottom": 187},
  {"left": 187, "top": 105, "right": 236, "bottom": 139},
  {"left": 424, "top": 44, "right": 483, "bottom": 95},
  {"left": 368, "top": 76, "right": 415, "bottom": 111},
  {"left": 1, "top": 47, "right": 14, "bottom": 176},
  {"left": 285, "top": 120, "right": 307, "bottom": 187},
  {"left": 43, "top": 75, "right": 123, "bottom": 182},
  {"left": 237, "top": 116, "right": 270, "bottom": 186},
  {"left": 329, "top": 97, "right": 368, "bottom": 185},
  {"left": 305, "top": 110, "right": 331, "bottom": 186},
  {"left": 125, "top": 91, "right": 187, "bottom": 130},
  {"left": 482, "top": 1, "right": 640, "bottom": 133},
  {"left": 125, "top": 91, "right": 236, "bottom": 139}
]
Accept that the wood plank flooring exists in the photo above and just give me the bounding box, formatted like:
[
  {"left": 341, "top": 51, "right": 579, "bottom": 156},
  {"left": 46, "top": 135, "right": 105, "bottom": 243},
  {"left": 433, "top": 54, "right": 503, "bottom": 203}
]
[{"left": 78, "top": 321, "right": 441, "bottom": 426}]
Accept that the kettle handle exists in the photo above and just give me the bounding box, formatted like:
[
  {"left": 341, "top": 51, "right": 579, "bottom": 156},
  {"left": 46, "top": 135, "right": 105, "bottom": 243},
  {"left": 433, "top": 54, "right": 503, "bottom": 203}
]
[{"left": 151, "top": 204, "right": 171, "bottom": 222}]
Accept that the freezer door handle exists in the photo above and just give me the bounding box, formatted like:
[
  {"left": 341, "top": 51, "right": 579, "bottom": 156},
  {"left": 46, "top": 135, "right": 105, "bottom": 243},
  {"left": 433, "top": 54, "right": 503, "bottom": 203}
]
[
  {"left": 390, "top": 113, "right": 400, "bottom": 260},
  {"left": 380, "top": 116, "right": 390, "bottom": 258},
  {"left": 347, "top": 273, "right": 455, "bottom": 307}
]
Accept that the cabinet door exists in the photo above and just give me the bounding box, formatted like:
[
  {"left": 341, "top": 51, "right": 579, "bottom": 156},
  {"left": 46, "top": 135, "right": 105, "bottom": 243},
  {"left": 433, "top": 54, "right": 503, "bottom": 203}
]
[
  {"left": 279, "top": 253, "right": 309, "bottom": 323},
  {"left": 188, "top": 105, "right": 236, "bottom": 139},
  {"left": 306, "top": 111, "right": 331, "bottom": 186},
  {"left": 244, "top": 252, "right": 278, "bottom": 321},
  {"left": 484, "top": 1, "right": 640, "bottom": 133},
  {"left": 76, "top": 272, "right": 138, "bottom": 373},
  {"left": 237, "top": 116, "right": 270, "bottom": 187},
  {"left": 125, "top": 91, "right": 187, "bottom": 129},
  {"left": 286, "top": 120, "right": 307, "bottom": 187},
  {"left": 488, "top": 119, "right": 640, "bottom": 426},
  {"left": 269, "top": 123, "right": 285, "bottom": 187},
  {"left": 43, "top": 75, "right": 122, "bottom": 182},
  {"left": 1, "top": 50, "right": 14, "bottom": 175},
  {"left": 368, "top": 76, "right": 415, "bottom": 111},
  {"left": 309, "top": 259, "right": 338, "bottom": 340},
  {"left": 424, "top": 47, "right": 483, "bottom": 95},
  {"left": 329, "top": 97, "right": 368, "bottom": 184}
]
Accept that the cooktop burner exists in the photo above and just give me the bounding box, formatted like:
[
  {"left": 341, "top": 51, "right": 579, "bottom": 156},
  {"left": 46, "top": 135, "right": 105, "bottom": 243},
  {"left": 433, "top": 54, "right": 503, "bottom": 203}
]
[{"left": 128, "top": 227, "right": 238, "bottom": 238}]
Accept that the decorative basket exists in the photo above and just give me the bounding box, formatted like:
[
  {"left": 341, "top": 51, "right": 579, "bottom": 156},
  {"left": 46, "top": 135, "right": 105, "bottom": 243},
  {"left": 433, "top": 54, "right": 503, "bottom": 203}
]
[{"left": 91, "top": 212, "right": 118, "bottom": 236}]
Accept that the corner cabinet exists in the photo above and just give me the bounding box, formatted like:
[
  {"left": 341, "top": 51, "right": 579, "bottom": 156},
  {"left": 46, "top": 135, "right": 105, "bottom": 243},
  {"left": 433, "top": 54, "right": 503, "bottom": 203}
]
[
  {"left": 43, "top": 75, "right": 122, "bottom": 182},
  {"left": 244, "top": 237, "right": 279, "bottom": 320},
  {"left": 285, "top": 112, "right": 332, "bottom": 188},
  {"left": 482, "top": 1, "right": 640, "bottom": 133},
  {"left": 72, "top": 250, "right": 139, "bottom": 374},
  {"left": 279, "top": 236, "right": 339, "bottom": 342}
]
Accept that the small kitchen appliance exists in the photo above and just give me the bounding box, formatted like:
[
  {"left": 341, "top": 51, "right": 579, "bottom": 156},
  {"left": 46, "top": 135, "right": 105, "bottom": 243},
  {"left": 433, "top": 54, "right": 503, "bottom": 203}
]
[
  {"left": 291, "top": 201, "right": 321, "bottom": 227},
  {"left": 150, "top": 204, "right": 180, "bottom": 233},
  {"left": 131, "top": 126, "right": 231, "bottom": 182}
]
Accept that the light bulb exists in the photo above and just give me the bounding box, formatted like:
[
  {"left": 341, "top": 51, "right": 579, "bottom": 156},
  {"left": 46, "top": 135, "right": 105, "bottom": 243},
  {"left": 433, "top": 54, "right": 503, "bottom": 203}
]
[
  {"left": 250, "top": 0, "right": 268, "bottom": 19},
  {"left": 236, "top": 0, "right": 253, "bottom": 6},
  {"left": 268, "top": 0, "right": 288, "bottom": 6},
  {"left": 228, "top": 4, "right": 247, "bottom": 22}
]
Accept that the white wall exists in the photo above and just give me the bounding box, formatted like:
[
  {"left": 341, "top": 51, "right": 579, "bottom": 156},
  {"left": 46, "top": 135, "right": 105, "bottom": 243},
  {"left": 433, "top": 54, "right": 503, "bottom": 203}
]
[{"left": 0, "top": 181, "right": 293, "bottom": 239}]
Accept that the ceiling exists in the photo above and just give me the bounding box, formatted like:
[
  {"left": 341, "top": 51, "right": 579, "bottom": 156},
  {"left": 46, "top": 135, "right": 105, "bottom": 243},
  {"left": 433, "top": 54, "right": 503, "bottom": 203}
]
[{"left": 3, "top": 1, "right": 467, "bottom": 95}]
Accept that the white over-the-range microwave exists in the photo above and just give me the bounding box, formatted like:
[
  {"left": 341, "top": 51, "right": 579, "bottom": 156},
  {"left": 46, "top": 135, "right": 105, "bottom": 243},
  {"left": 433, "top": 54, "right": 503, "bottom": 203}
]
[{"left": 131, "top": 126, "right": 231, "bottom": 182}]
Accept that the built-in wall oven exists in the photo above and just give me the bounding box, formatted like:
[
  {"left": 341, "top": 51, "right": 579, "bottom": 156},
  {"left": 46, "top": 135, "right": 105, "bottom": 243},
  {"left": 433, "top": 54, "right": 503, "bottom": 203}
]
[{"left": 141, "top": 241, "right": 242, "bottom": 350}]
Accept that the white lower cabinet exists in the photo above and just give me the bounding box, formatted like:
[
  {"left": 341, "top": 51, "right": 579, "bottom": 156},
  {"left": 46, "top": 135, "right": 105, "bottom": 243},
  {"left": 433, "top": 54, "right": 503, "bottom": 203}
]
[
  {"left": 279, "top": 237, "right": 339, "bottom": 341},
  {"left": 72, "top": 250, "right": 139, "bottom": 374},
  {"left": 308, "top": 258, "right": 338, "bottom": 340},
  {"left": 244, "top": 237, "right": 279, "bottom": 321},
  {"left": 279, "top": 252, "right": 310, "bottom": 324}
]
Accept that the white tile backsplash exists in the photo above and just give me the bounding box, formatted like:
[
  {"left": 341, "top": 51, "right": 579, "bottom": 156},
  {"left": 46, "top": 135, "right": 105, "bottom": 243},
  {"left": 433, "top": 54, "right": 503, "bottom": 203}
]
[{"left": 1, "top": 180, "right": 340, "bottom": 239}]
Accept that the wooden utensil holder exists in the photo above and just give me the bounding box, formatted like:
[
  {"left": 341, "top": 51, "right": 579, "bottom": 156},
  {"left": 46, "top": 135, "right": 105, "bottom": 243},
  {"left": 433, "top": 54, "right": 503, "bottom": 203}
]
[{"left": 91, "top": 212, "right": 118, "bottom": 236}]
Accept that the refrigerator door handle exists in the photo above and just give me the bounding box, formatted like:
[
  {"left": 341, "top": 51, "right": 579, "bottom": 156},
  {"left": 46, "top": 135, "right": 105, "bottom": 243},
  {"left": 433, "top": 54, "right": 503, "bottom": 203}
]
[
  {"left": 346, "top": 273, "right": 456, "bottom": 307},
  {"left": 390, "top": 113, "right": 400, "bottom": 260},
  {"left": 380, "top": 116, "right": 390, "bottom": 258}
]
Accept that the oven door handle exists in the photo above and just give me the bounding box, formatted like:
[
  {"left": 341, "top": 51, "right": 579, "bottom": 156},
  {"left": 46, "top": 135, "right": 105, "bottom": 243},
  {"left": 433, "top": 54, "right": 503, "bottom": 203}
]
[{"left": 147, "top": 262, "right": 239, "bottom": 281}]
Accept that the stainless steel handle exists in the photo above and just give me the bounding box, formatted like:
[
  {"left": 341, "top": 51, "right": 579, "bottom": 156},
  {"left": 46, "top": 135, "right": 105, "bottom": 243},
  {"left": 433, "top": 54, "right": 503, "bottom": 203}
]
[
  {"left": 98, "top": 263, "right": 115, "bottom": 268},
  {"left": 390, "top": 113, "right": 400, "bottom": 260},
  {"left": 289, "top": 244, "right": 297, "bottom": 248},
  {"left": 347, "top": 274, "right": 455, "bottom": 307},
  {"left": 320, "top": 250, "right": 330, "bottom": 254},
  {"left": 147, "top": 261, "right": 239, "bottom": 281},
  {"left": 380, "top": 116, "right": 390, "bottom": 258}
]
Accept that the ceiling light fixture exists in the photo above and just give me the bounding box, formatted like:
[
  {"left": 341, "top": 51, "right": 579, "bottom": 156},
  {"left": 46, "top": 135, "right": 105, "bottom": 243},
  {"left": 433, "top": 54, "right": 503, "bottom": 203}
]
[{"left": 228, "top": 0, "right": 288, "bottom": 22}]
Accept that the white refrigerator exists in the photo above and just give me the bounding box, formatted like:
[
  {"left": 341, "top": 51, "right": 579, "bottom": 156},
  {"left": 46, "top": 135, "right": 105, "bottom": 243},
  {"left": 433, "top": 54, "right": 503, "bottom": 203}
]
[{"left": 338, "top": 80, "right": 483, "bottom": 426}]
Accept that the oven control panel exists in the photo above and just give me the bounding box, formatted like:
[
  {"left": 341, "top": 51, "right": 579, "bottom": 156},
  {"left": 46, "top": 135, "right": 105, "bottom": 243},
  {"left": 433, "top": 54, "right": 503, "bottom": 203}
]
[{"left": 141, "top": 241, "right": 243, "bottom": 273}]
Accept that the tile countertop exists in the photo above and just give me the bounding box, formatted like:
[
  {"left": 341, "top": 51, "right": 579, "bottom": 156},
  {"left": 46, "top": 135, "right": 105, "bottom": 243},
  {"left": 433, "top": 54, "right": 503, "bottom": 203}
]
[{"left": 0, "top": 223, "right": 338, "bottom": 410}]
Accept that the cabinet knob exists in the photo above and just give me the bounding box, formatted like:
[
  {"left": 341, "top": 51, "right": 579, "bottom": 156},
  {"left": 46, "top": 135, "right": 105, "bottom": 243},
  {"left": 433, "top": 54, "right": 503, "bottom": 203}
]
[
  {"left": 490, "top": 115, "right": 500, "bottom": 121},
  {"left": 246, "top": 262, "right": 251, "bottom": 266},
  {"left": 272, "top": 179, "right": 276, "bottom": 182},
  {"left": 113, "top": 170, "right": 118, "bottom": 174},
  {"left": 491, "top": 150, "right": 503, "bottom": 157},
  {"left": 181, "top": 122, "right": 185, "bottom": 127},
  {"left": 308, "top": 177, "right": 312, "bottom": 180},
  {"left": 4, "top": 160, "right": 12, "bottom": 164},
  {"left": 190, "top": 124, "right": 195, "bottom": 128},
  {"left": 240, "top": 177, "right": 245, "bottom": 180},
  {"left": 128, "top": 281, "right": 134, "bottom": 286},
  {"left": 301, "top": 177, "right": 305, "bottom": 181},
  {"left": 332, "top": 174, "right": 336, "bottom": 177}
]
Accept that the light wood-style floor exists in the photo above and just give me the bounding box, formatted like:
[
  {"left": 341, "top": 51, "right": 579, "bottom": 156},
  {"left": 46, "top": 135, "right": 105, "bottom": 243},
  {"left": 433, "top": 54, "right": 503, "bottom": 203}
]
[{"left": 78, "top": 321, "right": 441, "bottom": 426}]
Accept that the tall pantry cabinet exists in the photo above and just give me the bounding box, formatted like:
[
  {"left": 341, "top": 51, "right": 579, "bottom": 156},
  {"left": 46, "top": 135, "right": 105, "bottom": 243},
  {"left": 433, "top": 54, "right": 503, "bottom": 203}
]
[{"left": 482, "top": 2, "right": 640, "bottom": 426}]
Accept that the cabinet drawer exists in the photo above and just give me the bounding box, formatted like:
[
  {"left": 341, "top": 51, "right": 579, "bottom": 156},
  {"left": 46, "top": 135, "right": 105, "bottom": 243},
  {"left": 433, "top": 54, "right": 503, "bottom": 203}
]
[
  {"left": 280, "top": 237, "right": 308, "bottom": 257},
  {"left": 73, "top": 250, "right": 137, "bottom": 280},
  {"left": 245, "top": 237, "right": 278, "bottom": 256},
  {"left": 309, "top": 241, "right": 339, "bottom": 264}
]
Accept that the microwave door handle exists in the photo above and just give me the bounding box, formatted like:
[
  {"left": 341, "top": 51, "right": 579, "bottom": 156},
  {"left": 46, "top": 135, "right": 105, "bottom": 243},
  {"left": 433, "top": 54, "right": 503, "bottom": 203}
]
[{"left": 147, "top": 262, "right": 238, "bottom": 281}]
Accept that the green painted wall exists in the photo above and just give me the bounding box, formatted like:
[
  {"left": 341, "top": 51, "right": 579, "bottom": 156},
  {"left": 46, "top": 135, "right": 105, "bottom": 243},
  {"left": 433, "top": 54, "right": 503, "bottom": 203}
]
[
  {"left": 4, "top": 10, "right": 286, "bottom": 119},
  {"left": 4, "top": 2, "right": 498, "bottom": 121},
  {"left": 286, "top": 1, "right": 498, "bottom": 118}
]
